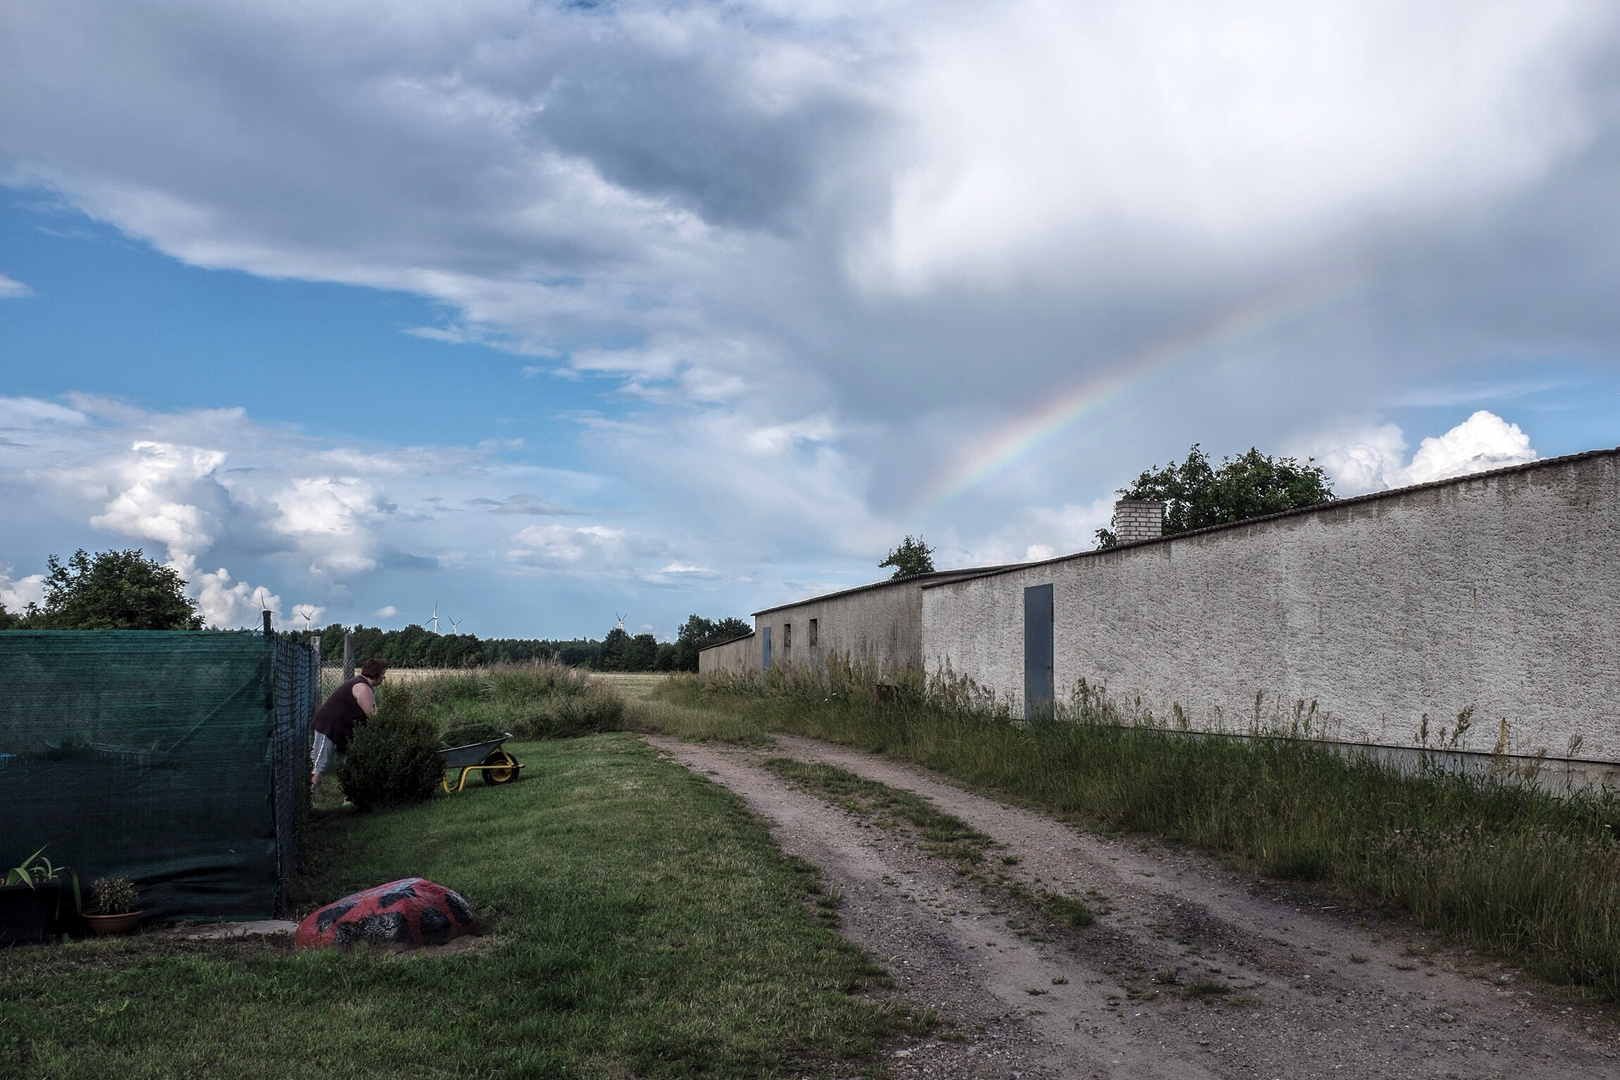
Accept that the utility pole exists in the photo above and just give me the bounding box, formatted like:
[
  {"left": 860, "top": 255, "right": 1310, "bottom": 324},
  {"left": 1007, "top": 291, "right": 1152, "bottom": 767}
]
[{"left": 343, "top": 631, "right": 354, "bottom": 681}]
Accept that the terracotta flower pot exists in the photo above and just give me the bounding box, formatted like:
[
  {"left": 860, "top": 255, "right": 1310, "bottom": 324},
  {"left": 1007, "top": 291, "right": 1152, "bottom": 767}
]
[{"left": 83, "top": 910, "right": 141, "bottom": 936}]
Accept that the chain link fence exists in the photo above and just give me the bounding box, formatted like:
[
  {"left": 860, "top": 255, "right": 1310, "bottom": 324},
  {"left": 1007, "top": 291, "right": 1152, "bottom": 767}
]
[{"left": 271, "top": 634, "right": 320, "bottom": 908}]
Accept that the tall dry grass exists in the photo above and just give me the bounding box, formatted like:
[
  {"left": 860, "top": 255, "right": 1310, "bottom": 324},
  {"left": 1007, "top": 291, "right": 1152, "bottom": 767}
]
[{"left": 377, "top": 661, "right": 626, "bottom": 742}]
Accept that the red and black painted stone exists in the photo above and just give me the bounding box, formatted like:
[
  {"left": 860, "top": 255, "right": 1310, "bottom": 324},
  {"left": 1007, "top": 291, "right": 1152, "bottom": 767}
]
[{"left": 295, "top": 878, "right": 475, "bottom": 950}]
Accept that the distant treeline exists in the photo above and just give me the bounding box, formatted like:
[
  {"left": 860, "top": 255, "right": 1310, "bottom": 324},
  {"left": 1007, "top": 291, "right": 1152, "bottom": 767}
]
[{"left": 313, "top": 614, "right": 751, "bottom": 673}]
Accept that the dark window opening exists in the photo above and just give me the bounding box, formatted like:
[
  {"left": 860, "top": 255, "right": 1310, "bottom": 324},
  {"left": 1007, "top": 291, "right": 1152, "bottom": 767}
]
[
  {"left": 808, "top": 618, "right": 818, "bottom": 646},
  {"left": 783, "top": 622, "right": 791, "bottom": 649}
]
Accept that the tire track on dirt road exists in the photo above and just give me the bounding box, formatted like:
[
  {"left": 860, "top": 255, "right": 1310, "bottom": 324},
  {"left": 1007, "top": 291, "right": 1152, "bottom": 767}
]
[
  {"left": 648, "top": 734, "right": 1620, "bottom": 1079},
  {"left": 647, "top": 735, "right": 1213, "bottom": 1079}
]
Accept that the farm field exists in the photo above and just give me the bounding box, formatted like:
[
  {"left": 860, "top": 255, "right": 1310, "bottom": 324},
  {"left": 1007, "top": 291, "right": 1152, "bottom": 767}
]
[{"left": 0, "top": 732, "right": 915, "bottom": 1079}]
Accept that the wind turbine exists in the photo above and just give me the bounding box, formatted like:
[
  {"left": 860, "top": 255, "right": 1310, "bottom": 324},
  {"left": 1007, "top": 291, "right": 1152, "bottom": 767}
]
[
  {"left": 428, "top": 600, "right": 441, "bottom": 633},
  {"left": 294, "top": 605, "right": 317, "bottom": 632},
  {"left": 614, "top": 612, "right": 627, "bottom": 631},
  {"left": 449, "top": 617, "right": 463, "bottom": 635}
]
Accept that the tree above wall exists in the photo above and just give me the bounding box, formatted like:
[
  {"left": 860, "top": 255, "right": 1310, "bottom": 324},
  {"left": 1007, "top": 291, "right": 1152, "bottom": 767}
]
[
  {"left": 1095, "top": 445, "right": 1336, "bottom": 548},
  {"left": 880, "top": 535, "right": 936, "bottom": 579}
]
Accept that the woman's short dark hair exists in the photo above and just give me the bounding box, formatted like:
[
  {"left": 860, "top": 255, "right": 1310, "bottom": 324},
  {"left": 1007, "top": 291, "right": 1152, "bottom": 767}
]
[{"left": 360, "top": 658, "right": 389, "bottom": 679}]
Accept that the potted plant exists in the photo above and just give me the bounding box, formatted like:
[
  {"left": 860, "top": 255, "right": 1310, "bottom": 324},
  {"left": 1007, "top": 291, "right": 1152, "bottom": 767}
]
[
  {"left": 1, "top": 846, "right": 81, "bottom": 946},
  {"left": 84, "top": 877, "right": 142, "bottom": 936}
]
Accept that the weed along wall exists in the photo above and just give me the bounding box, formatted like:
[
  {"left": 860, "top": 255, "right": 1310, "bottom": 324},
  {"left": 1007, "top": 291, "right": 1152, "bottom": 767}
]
[
  {"left": 0, "top": 630, "right": 318, "bottom": 920},
  {"left": 922, "top": 448, "right": 1620, "bottom": 765}
]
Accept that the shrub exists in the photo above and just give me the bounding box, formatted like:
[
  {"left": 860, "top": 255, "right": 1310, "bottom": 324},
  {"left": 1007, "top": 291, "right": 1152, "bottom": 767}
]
[
  {"left": 336, "top": 694, "right": 444, "bottom": 812},
  {"left": 387, "top": 662, "right": 625, "bottom": 742},
  {"left": 90, "top": 876, "right": 139, "bottom": 915}
]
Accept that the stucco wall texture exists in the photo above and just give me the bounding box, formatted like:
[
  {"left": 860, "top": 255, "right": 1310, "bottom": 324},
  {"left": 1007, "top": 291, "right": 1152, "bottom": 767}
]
[
  {"left": 755, "top": 580, "right": 930, "bottom": 674},
  {"left": 697, "top": 632, "right": 756, "bottom": 675},
  {"left": 737, "top": 569, "right": 1005, "bottom": 676},
  {"left": 922, "top": 449, "right": 1620, "bottom": 762}
]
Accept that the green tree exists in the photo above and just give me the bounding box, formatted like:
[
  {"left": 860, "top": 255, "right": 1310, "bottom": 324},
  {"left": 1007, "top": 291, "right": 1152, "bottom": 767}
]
[
  {"left": 598, "top": 627, "right": 633, "bottom": 671},
  {"left": 624, "top": 633, "right": 659, "bottom": 672},
  {"left": 657, "top": 614, "right": 754, "bottom": 671},
  {"left": 1095, "top": 445, "right": 1336, "bottom": 548},
  {"left": 29, "top": 548, "right": 202, "bottom": 630},
  {"left": 879, "top": 535, "right": 936, "bottom": 579}
]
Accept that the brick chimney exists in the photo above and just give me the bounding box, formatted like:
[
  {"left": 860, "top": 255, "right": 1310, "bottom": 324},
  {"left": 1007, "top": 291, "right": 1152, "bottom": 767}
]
[{"left": 1112, "top": 499, "right": 1165, "bottom": 545}]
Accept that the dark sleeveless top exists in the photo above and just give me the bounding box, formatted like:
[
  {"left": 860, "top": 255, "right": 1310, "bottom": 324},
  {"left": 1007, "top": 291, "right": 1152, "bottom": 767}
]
[{"left": 313, "top": 676, "right": 370, "bottom": 752}]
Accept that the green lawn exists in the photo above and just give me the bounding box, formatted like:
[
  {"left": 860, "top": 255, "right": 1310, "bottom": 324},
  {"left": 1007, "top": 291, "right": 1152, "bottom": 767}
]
[{"left": 1, "top": 733, "right": 912, "bottom": 1079}]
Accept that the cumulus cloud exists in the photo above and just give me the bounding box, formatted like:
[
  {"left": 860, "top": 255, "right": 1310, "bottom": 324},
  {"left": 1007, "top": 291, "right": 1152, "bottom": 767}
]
[
  {"left": 506, "top": 524, "right": 631, "bottom": 570},
  {"left": 167, "top": 553, "right": 280, "bottom": 629},
  {"left": 1305, "top": 411, "right": 1538, "bottom": 495},
  {"left": 373, "top": 605, "right": 398, "bottom": 618},
  {"left": 89, "top": 441, "right": 229, "bottom": 554},
  {"left": 0, "top": 566, "right": 46, "bottom": 612},
  {"left": 0, "top": 395, "right": 646, "bottom": 626},
  {"left": 268, "top": 476, "right": 385, "bottom": 575}
]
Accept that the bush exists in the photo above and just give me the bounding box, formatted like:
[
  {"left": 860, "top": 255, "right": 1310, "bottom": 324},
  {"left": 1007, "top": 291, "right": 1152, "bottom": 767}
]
[
  {"left": 389, "top": 662, "right": 625, "bottom": 742},
  {"left": 336, "top": 694, "right": 445, "bottom": 812}
]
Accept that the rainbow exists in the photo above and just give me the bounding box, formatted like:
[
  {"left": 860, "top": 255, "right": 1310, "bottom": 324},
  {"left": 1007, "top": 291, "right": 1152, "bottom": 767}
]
[{"left": 914, "top": 274, "right": 1367, "bottom": 514}]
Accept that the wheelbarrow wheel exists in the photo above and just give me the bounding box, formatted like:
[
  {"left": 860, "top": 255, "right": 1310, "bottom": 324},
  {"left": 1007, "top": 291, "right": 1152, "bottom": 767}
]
[{"left": 481, "top": 750, "right": 519, "bottom": 786}]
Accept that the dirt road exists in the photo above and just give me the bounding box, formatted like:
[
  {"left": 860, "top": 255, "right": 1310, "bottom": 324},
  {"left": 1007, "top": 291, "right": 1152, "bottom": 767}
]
[{"left": 646, "top": 733, "right": 1620, "bottom": 1079}]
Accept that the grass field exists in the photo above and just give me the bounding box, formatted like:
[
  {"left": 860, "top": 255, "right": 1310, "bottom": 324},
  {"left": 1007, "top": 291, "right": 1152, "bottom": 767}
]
[
  {"left": 1, "top": 733, "right": 917, "bottom": 1079},
  {"left": 641, "top": 668, "right": 1620, "bottom": 1003}
]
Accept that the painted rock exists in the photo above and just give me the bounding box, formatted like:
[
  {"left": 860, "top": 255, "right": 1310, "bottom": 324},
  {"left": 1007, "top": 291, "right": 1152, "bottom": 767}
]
[{"left": 294, "top": 878, "right": 475, "bottom": 950}]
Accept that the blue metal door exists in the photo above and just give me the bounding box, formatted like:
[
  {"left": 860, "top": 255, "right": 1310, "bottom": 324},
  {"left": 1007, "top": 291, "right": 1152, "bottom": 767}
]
[
  {"left": 1024, "top": 584, "right": 1054, "bottom": 720},
  {"left": 761, "top": 626, "right": 772, "bottom": 669}
]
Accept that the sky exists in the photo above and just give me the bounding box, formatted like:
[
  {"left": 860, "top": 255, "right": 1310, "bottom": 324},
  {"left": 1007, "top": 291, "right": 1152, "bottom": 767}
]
[{"left": 3, "top": 0, "right": 1620, "bottom": 639}]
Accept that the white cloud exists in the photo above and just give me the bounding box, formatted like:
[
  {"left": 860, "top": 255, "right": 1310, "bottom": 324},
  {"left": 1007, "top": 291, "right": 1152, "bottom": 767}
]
[
  {"left": 268, "top": 476, "right": 385, "bottom": 574},
  {"left": 1401, "top": 411, "right": 1538, "bottom": 485},
  {"left": 168, "top": 553, "right": 280, "bottom": 629},
  {"left": 89, "top": 441, "right": 228, "bottom": 553},
  {"left": 870, "top": 0, "right": 1606, "bottom": 291},
  {"left": 1304, "top": 411, "right": 1537, "bottom": 495},
  {"left": 1308, "top": 423, "right": 1410, "bottom": 495},
  {"left": 373, "top": 605, "right": 398, "bottom": 618},
  {"left": 507, "top": 524, "right": 630, "bottom": 569},
  {"left": 0, "top": 272, "right": 33, "bottom": 298},
  {"left": 0, "top": 566, "right": 46, "bottom": 612}
]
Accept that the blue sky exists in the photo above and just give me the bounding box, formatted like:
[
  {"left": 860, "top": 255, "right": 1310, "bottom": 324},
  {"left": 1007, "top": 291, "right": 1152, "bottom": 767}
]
[{"left": 3, "top": 1, "right": 1620, "bottom": 639}]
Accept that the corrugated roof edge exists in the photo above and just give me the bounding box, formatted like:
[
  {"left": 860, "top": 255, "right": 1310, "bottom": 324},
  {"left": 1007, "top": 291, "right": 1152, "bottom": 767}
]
[
  {"left": 920, "top": 444, "right": 1620, "bottom": 590},
  {"left": 696, "top": 630, "right": 756, "bottom": 654},
  {"left": 751, "top": 565, "right": 1018, "bottom": 617}
]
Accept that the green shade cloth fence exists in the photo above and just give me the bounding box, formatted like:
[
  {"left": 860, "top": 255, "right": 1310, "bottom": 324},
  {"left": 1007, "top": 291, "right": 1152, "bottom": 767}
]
[{"left": 0, "top": 630, "right": 318, "bottom": 921}]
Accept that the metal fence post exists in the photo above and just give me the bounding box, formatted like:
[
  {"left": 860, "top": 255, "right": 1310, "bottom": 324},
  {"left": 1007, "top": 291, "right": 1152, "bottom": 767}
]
[{"left": 342, "top": 631, "right": 354, "bottom": 680}]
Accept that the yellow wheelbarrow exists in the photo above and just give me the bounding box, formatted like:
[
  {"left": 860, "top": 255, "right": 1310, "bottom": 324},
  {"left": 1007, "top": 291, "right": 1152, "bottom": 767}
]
[{"left": 438, "top": 733, "right": 522, "bottom": 793}]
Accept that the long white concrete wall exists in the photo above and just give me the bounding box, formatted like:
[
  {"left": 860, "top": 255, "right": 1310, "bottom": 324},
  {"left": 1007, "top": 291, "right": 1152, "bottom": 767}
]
[
  {"left": 697, "top": 632, "right": 757, "bottom": 675},
  {"left": 922, "top": 450, "right": 1620, "bottom": 762},
  {"left": 753, "top": 568, "right": 1008, "bottom": 675}
]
